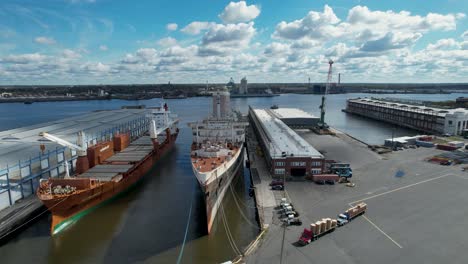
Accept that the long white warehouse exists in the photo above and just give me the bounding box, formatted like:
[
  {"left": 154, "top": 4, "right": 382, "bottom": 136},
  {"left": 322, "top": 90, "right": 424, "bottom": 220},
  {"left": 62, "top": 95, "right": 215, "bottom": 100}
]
[
  {"left": 248, "top": 107, "right": 324, "bottom": 178},
  {"left": 345, "top": 98, "right": 468, "bottom": 135}
]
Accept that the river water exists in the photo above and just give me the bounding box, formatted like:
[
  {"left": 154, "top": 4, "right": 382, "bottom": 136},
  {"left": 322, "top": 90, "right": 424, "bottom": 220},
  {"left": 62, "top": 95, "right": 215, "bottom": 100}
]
[{"left": 0, "top": 93, "right": 466, "bottom": 263}]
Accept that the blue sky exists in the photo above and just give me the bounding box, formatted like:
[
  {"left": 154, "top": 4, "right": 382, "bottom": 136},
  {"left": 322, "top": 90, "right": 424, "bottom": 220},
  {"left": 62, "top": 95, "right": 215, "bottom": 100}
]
[{"left": 0, "top": 0, "right": 467, "bottom": 84}]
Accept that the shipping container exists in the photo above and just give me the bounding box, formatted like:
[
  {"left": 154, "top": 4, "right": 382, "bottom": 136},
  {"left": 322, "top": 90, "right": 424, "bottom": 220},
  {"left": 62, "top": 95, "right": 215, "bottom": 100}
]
[
  {"left": 418, "top": 136, "right": 433, "bottom": 141},
  {"left": 312, "top": 174, "right": 340, "bottom": 183},
  {"left": 436, "top": 144, "right": 458, "bottom": 151}
]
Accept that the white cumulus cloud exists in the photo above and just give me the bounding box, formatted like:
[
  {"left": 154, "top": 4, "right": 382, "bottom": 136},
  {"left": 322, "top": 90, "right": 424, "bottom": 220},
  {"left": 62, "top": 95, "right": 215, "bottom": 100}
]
[
  {"left": 181, "top": 21, "right": 215, "bottom": 35},
  {"left": 99, "top": 45, "right": 108, "bottom": 51},
  {"left": 274, "top": 5, "right": 464, "bottom": 42},
  {"left": 219, "top": 1, "right": 260, "bottom": 23},
  {"left": 62, "top": 49, "right": 81, "bottom": 59},
  {"left": 427, "top": 38, "right": 459, "bottom": 50},
  {"left": 34, "top": 36, "right": 56, "bottom": 45},
  {"left": 462, "top": 31, "right": 468, "bottom": 39},
  {"left": 199, "top": 22, "right": 256, "bottom": 56},
  {"left": 166, "top": 23, "right": 178, "bottom": 31},
  {"left": 158, "top": 37, "right": 178, "bottom": 47}
]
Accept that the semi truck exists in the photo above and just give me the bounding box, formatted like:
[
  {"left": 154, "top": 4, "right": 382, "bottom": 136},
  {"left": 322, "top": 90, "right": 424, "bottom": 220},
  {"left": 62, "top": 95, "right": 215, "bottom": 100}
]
[
  {"left": 337, "top": 203, "right": 367, "bottom": 226},
  {"left": 298, "top": 218, "right": 337, "bottom": 245}
]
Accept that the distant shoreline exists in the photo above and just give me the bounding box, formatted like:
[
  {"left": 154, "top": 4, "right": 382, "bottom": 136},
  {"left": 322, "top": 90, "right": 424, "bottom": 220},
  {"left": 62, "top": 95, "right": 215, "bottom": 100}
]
[{"left": 0, "top": 91, "right": 459, "bottom": 104}]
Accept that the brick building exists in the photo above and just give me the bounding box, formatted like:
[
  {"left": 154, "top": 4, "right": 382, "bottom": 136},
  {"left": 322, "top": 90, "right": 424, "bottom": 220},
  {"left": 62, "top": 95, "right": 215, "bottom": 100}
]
[{"left": 249, "top": 107, "right": 324, "bottom": 178}]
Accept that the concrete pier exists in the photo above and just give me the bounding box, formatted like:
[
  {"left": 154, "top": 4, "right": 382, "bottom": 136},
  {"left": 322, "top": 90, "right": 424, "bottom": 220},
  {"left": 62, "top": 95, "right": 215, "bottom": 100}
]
[
  {"left": 0, "top": 196, "right": 43, "bottom": 243},
  {"left": 245, "top": 126, "right": 276, "bottom": 229}
]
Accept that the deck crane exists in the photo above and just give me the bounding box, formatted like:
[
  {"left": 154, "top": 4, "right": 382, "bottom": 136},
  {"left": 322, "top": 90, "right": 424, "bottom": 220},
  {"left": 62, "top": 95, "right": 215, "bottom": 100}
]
[
  {"left": 39, "top": 131, "right": 89, "bottom": 175},
  {"left": 318, "top": 60, "right": 334, "bottom": 128}
]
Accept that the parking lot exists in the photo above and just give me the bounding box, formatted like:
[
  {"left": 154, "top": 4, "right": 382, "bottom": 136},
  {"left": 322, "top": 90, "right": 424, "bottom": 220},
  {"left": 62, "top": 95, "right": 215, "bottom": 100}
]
[{"left": 247, "top": 132, "right": 468, "bottom": 264}]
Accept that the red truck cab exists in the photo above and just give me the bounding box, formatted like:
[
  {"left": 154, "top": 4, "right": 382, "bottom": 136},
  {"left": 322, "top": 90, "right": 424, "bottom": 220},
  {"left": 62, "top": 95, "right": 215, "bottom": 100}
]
[{"left": 298, "top": 228, "right": 313, "bottom": 245}]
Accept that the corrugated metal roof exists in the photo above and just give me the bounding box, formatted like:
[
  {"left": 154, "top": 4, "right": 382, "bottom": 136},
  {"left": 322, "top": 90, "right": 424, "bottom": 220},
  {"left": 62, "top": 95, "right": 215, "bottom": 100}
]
[
  {"left": 253, "top": 109, "right": 323, "bottom": 159},
  {"left": 0, "top": 108, "right": 149, "bottom": 168},
  {"left": 270, "top": 108, "right": 318, "bottom": 119}
]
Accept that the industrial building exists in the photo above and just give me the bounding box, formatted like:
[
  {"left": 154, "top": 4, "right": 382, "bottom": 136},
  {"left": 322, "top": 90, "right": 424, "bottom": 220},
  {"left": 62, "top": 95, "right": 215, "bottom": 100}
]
[
  {"left": 0, "top": 108, "right": 152, "bottom": 211},
  {"left": 269, "top": 108, "right": 320, "bottom": 129},
  {"left": 384, "top": 135, "right": 429, "bottom": 147},
  {"left": 249, "top": 107, "right": 324, "bottom": 178},
  {"left": 239, "top": 77, "right": 248, "bottom": 95},
  {"left": 345, "top": 98, "right": 468, "bottom": 135}
]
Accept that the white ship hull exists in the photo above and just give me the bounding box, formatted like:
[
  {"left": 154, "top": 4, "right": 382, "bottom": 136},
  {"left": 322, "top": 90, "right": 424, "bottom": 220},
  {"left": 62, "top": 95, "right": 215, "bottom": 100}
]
[{"left": 192, "top": 147, "right": 244, "bottom": 233}]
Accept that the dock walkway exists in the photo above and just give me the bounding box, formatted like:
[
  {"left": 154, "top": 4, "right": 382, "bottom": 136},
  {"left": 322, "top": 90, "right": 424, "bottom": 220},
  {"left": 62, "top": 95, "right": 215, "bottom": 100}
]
[
  {"left": 0, "top": 196, "right": 43, "bottom": 243},
  {"left": 245, "top": 126, "right": 276, "bottom": 228}
]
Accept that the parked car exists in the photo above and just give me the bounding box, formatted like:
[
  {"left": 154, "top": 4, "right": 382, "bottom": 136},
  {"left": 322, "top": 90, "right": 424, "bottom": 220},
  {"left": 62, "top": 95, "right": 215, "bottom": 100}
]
[
  {"left": 269, "top": 179, "right": 284, "bottom": 186},
  {"left": 271, "top": 184, "right": 284, "bottom": 190}
]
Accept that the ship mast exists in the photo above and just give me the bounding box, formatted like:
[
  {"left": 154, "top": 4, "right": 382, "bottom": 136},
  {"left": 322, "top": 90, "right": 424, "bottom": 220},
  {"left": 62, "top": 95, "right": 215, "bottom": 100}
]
[{"left": 319, "top": 59, "right": 333, "bottom": 128}]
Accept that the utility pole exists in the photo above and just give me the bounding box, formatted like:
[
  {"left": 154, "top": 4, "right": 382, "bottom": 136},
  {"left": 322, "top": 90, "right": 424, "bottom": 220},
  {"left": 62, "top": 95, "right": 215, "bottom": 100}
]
[{"left": 280, "top": 165, "right": 287, "bottom": 264}]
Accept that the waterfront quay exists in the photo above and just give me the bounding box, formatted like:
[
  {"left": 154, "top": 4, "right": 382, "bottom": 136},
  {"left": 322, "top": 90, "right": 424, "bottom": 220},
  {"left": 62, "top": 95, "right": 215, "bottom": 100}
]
[
  {"left": 344, "top": 98, "right": 468, "bottom": 136},
  {"left": 245, "top": 123, "right": 468, "bottom": 263}
]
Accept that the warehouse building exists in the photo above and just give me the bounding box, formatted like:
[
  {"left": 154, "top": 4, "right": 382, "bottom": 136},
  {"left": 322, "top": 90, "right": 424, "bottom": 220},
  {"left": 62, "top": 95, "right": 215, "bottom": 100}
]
[
  {"left": 269, "top": 108, "right": 320, "bottom": 129},
  {"left": 248, "top": 107, "right": 324, "bottom": 178},
  {"left": 345, "top": 98, "right": 468, "bottom": 135}
]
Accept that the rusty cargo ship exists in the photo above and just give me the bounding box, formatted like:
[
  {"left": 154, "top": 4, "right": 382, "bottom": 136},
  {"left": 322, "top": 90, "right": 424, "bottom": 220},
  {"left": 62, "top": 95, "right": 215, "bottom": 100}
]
[{"left": 37, "top": 104, "right": 179, "bottom": 235}]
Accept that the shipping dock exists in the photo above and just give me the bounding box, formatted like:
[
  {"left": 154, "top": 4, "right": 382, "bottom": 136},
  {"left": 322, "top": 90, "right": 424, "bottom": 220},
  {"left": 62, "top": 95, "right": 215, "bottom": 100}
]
[{"left": 243, "top": 107, "right": 468, "bottom": 264}]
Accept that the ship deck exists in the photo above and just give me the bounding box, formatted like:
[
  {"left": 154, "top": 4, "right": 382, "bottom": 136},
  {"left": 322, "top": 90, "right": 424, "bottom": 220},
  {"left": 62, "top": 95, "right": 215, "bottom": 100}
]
[
  {"left": 191, "top": 147, "right": 238, "bottom": 173},
  {"left": 79, "top": 136, "right": 154, "bottom": 181}
]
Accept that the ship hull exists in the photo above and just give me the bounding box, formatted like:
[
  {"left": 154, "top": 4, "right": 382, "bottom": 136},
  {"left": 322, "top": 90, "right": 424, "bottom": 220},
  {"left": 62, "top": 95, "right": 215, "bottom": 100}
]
[
  {"left": 194, "top": 147, "right": 245, "bottom": 234},
  {"left": 40, "top": 132, "right": 178, "bottom": 235}
]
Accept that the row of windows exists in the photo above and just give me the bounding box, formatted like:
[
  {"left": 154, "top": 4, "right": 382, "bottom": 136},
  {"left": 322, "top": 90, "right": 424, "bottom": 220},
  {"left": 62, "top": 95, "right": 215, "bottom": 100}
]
[
  {"left": 274, "top": 168, "right": 322, "bottom": 176},
  {"left": 275, "top": 161, "right": 322, "bottom": 167},
  {"left": 275, "top": 168, "right": 285, "bottom": 175},
  {"left": 290, "top": 161, "right": 306, "bottom": 167}
]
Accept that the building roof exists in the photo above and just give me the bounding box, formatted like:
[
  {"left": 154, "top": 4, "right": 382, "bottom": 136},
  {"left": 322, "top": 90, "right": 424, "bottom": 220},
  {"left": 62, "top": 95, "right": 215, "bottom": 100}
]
[
  {"left": 348, "top": 98, "right": 468, "bottom": 117},
  {"left": 0, "top": 108, "right": 149, "bottom": 168},
  {"left": 270, "top": 108, "right": 318, "bottom": 119},
  {"left": 252, "top": 109, "right": 323, "bottom": 159},
  {"left": 384, "top": 135, "right": 428, "bottom": 144}
]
